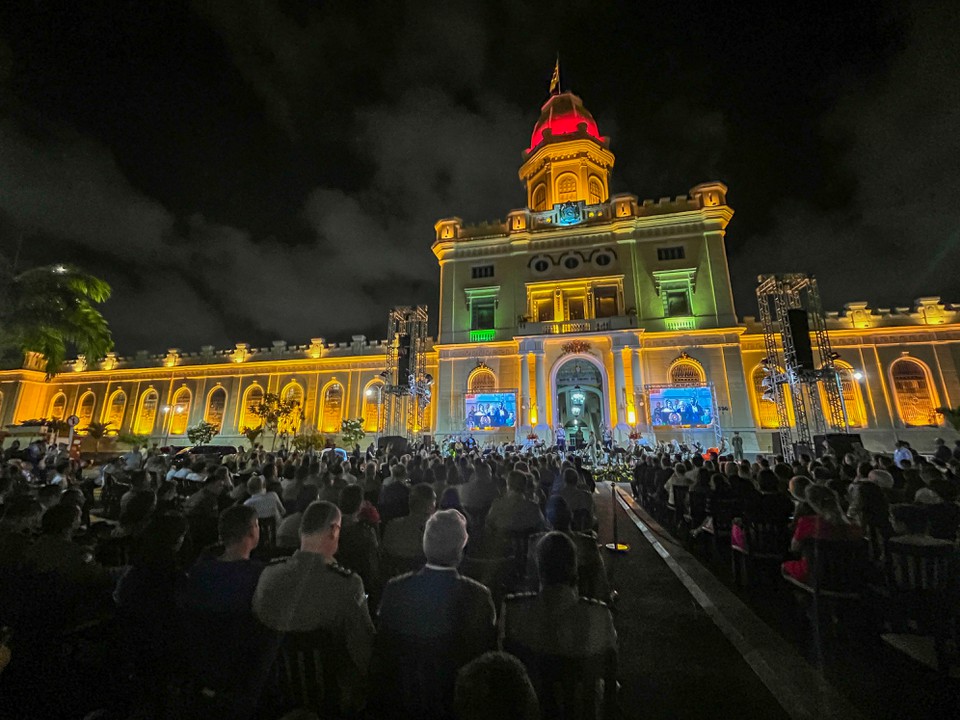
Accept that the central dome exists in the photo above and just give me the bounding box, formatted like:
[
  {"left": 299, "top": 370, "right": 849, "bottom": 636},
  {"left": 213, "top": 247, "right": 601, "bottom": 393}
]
[{"left": 528, "top": 92, "right": 603, "bottom": 152}]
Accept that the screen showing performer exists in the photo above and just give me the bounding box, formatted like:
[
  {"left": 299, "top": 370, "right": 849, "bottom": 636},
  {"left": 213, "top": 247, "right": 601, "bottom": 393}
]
[
  {"left": 465, "top": 392, "right": 517, "bottom": 430},
  {"left": 648, "top": 386, "right": 714, "bottom": 427}
]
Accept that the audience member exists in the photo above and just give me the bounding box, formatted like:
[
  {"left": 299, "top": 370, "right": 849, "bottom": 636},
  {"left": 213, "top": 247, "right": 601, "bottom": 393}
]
[{"left": 454, "top": 651, "right": 540, "bottom": 720}]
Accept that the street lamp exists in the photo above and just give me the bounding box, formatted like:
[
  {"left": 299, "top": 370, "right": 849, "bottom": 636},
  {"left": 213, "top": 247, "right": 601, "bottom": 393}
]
[
  {"left": 161, "top": 405, "right": 171, "bottom": 449},
  {"left": 367, "top": 384, "right": 385, "bottom": 445}
]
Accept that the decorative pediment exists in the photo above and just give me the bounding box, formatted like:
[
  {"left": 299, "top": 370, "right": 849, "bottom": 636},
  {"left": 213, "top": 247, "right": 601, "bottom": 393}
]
[{"left": 652, "top": 268, "right": 697, "bottom": 295}]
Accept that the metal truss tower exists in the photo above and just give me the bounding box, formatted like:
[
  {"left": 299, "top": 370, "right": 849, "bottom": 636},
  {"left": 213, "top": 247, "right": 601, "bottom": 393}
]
[
  {"left": 756, "top": 274, "right": 848, "bottom": 461},
  {"left": 384, "top": 306, "right": 430, "bottom": 439}
]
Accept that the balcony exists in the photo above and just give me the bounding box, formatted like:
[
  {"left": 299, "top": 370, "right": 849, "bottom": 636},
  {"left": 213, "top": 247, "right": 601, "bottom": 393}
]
[
  {"left": 469, "top": 329, "right": 497, "bottom": 342},
  {"left": 517, "top": 315, "right": 636, "bottom": 336}
]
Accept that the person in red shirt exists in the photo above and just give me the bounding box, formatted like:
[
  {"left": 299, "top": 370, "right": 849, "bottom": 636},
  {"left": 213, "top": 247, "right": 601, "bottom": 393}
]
[{"left": 782, "top": 484, "right": 862, "bottom": 584}]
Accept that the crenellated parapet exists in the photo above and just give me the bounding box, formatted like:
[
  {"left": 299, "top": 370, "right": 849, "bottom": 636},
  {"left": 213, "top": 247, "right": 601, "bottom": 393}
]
[{"left": 742, "top": 296, "right": 960, "bottom": 334}]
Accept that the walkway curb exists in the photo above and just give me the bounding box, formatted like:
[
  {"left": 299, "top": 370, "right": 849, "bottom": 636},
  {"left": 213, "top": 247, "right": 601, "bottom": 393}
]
[{"left": 612, "top": 484, "right": 865, "bottom": 720}]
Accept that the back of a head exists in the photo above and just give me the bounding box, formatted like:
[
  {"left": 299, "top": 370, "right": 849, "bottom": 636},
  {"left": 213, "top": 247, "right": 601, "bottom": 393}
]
[
  {"left": 757, "top": 469, "right": 779, "bottom": 493},
  {"left": 422, "top": 508, "right": 468, "bottom": 567},
  {"left": 247, "top": 475, "right": 265, "bottom": 494},
  {"left": 219, "top": 504, "right": 258, "bottom": 546},
  {"left": 805, "top": 484, "right": 843, "bottom": 522},
  {"left": 41, "top": 503, "right": 79, "bottom": 535},
  {"left": 789, "top": 475, "right": 811, "bottom": 502},
  {"left": 409, "top": 482, "right": 437, "bottom": 514},
  {"left": 130, "top": 469, "right": 148, "bottom": 489},
  {"left": 454, "top": 651, "right": 539, "bottom": 720},
  {"left": 562, "top": 467, "right": 579, "bottom": 486},
  {"left": 536, "top": 531, "right": 578, "bottom": 588},
  {"left": 391, "top": 463, "right": 408, "bottom": 482},
  {"left": 338, "top": 484, "right": 364, "bottom": 515},
  {"left": 545, "top": 495, "right": 572, "bottom": 531},
  {"left": 300, "top": 500, "right": 341, "bottom": 537},
  {"left": 507, "top": 470, "right": 528, "bottom": 493},
  {"left": 119, "top": 490, "right": 157, "bottom": 527},
  {"left": 439, "top": 485, "right": 463, "bottom": 512}
]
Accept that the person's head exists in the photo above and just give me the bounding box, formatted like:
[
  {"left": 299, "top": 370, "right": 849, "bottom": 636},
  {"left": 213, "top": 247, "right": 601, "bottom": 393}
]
[
  {"left": 59, "top": 487, "right": 85, "bottom": 510},
  {"left": 536, "top": 531, "right": 578, "bottom": 589},
  {"left": 935, "top": 437, "right": 945, "bottom": 447},
  {"left": 545, "top": 495, "right": 572, "bottom": 532},
  {"left": 157, "top": 480, "right": 177, "bottom": 501},
  {"left": 454, "top": 651, "right": 539, "bottom": 720},
  {"left": 37, "top": 484, "right": 62, "bottom": 510},
  {"left": 788, "top": 475, "right": 811, "bottom": 503},
  {"left": 261, "top": 462, "right": 276, "bottom": 481},
  {"left": 138, "top": 512, "right": 189, "bottom": 563},
  {"left": 422, "top": 508, "right": 469, "bottom": 567},
  {"left": 409, "top": 483, "right": 437, "bottom": 515},
  {"left": 390, "top": 464, "right": 408, "bottom": 483},
  {"left": 756, "top": 469, "right": 779, "bottom": 493},
  {"left": 507, "top": 470, "right": 529, "bottom": 494},
  {"left": 562, "top": 467, "right": 580, "bottom": 486},
  {"left": 439, "top": 486, "right": 464, "bottom": 513},
  {"left": 41, "top": 503, "right": 81, "bottom": 537},
  {"left": 805, "top": 484, "right": 845, "bottom": 524},
  {"left": 218, "top": 505, "right": 259, "bottom": 555},
  {"left": 299, "top": 501, "right": 341, "bottom": 558},
  {"left": 294, "top": 484, "right": 319, "bottom": 514},
  {"left": 337, "top": 484, "right": 364, "bottom": 516},
  {"left": 246, "top": 475, "right": 265, "bottom": 495},
  {"left": 129, "top": 469, "right": 149, "bottom": 490},
  {"left": 866, "top": 469, "right": 894, "bottom": 489}
]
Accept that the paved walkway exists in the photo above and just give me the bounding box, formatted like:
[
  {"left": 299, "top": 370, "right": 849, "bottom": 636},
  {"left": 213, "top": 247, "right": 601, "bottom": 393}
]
[{"left": 593, "top": 482, "right": 864, "bottom": 720}]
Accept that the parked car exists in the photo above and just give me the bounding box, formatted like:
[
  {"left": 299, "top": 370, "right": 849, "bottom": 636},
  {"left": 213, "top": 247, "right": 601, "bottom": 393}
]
[{"left": 174, "top": 444, "right": 239, "bottom": 461}]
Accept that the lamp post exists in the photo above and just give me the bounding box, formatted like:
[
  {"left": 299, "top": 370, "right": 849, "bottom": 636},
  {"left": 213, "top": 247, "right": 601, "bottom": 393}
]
[
  {"left": 367, "top": 384, "right": 385, "bottom": 446},
  {"left": 161, "top": 405, "right": 171, "bottom": 450}
]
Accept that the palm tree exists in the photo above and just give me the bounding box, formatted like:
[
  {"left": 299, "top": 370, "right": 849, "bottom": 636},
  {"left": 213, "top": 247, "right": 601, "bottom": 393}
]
[
  {"left": 0, "top": 261, "right": 113, "bottom": 377},
  {"left": 82, "top": 421, "right": 114, "bottom": 460}
]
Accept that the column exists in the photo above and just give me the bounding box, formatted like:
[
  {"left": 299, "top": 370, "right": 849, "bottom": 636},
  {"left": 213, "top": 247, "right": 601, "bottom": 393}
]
[
  {"left": 519, "top": 353, "right": 530, "bottom": 431},
  {"left": 613, "top": 348, "right": 628, "bottom": 438},
  {"left": 534, "top": 352, "right": 548, "bottom": 435}
]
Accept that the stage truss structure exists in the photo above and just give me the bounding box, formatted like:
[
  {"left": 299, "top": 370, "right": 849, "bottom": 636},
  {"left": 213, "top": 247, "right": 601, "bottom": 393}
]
[
  {"left": 756, "top": 274, "right": 848, "bottom": 461},
  {"left": 383, "top": 305, "right": 430, "bottom": 439}
]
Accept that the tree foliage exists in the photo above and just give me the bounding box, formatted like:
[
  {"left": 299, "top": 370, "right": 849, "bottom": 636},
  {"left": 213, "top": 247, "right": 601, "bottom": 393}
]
[
  {"left": 0, "top": 262, "right": 113, "bottom": 377},
  {"left": 241, "top": 427, "right": 264, "bottom": 448},
  {"left": 936, "top": 406, "right": 960, "bottom": 431},
  {"left": 253, "top": 392, "right": 302, "bottom": 449},
  {"left": 340, "top": 418, "right": 365, "bottom": 448},
  {"left": 291, "top": 430, "right": 325, "bottom": 453},
  {"left": 117, "top": 432, "right": 150, "bottom": 447},
  {"left": 82, "top": 421, "right": 114, "bottom": 455},
  {"left": 187, "top": 421, "right": 219, "bottom": 446}
]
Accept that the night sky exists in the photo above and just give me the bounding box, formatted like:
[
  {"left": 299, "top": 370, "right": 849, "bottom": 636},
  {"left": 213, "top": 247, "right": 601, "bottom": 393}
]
[{"left": 1, "top": 1, "right": 958, "bottom": 354}]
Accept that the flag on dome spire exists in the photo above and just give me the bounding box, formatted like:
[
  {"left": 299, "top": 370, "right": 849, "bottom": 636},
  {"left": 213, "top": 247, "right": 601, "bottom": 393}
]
[{"left": 549, "top": 56, "right": 560, "bottom": 95}]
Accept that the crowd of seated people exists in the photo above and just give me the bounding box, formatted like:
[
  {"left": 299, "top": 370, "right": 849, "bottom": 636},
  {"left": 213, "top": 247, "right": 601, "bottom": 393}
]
[
  {"left": 0, "top": 440, "right": 616, "bottom": 719},
  {"left": 631, "top": 441, "right": 960, "bottom": 664}
]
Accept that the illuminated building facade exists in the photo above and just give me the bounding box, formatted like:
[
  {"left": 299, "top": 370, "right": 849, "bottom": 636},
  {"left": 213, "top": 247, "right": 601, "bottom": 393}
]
[{"left": 2, "top": 91, "right": 959, "bottom": 453}]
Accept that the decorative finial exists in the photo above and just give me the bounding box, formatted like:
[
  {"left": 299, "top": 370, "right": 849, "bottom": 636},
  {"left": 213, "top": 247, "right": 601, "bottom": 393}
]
[{"left": 549, "top": 55, "right": 560, "bottom": 95}]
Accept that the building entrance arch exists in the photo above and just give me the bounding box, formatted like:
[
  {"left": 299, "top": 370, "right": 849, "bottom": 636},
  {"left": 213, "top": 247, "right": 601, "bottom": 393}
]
[{"left": 550, "top": 353, "right": 609, "bottom": 446}]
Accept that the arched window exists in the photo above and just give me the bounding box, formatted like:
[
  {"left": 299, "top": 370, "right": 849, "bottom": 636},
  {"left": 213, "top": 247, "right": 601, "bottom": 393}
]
[
  {"left": 135, "top": 390, "right": 159, "bottom": 434},
  {"left": 828, "top": 364, "right": 865, "bottom": 429},
  {"left": 48, "top": 393, "right": 67, "bottom": 421},
  {"left": 321, "top": 382, "right": 344, "bottom": 433},
  {"left": 106, "top": 390, "right": 126, "bottom": 432},
  {"left": 240, "top": 385, "right": 264, "bottom": 431},
  {"left": 205, "top": 387, "right": 227, "bottom": 430},
  {"left": 588, "top": 177, "right": 603, "bottom": 205},
  {"left": 532, "top": 184, "right": 547, "bottom": 211},
  {"left": 891, "top": 358, "right": 939, "bottom": 427},
  {"left": 280, "top": 382, "right": 304, "bottom": 435},
  {"left": 362, "top": 381, "right": 384, "bottom": 432},
  {"left": 76, "top": 392, "right": 96, "bottom": 430},
  {"left": 669, "top": 360, "right": 705, "bottom": 385},
  {"left": 556, "top": 174, "right": 578, "bottom": 203},
  {"left": 170, "top": 387, "right": 191, "bottom": 435},
  {"left": 468, "top": 368, "right": 497, "bottom": 394}
]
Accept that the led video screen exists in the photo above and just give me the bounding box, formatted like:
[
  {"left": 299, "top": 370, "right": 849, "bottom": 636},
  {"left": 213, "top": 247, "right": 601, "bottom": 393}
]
[
  {"left": 648, "top": 386, "right": 714, "bottom": 427},
  {"left": 465, "top": 392, "right": 517, "bottom": 430}
]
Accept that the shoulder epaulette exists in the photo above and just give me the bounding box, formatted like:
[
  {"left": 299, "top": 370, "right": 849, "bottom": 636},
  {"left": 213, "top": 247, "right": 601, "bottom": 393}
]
[
  {"left": 328, "top": 561, "right": 354, "bottom": 578},
  {"left": 387, "top": 570, "right": 417, "bottom": 584},
  {"left": 268, "top": 555, "right": 290, "bottom": 565},
  {"left": 578, "top": 595, "right": 610, "bottom": 609},
  {"left": 503, "top": 591, "right": 537, "bottom": 602}
]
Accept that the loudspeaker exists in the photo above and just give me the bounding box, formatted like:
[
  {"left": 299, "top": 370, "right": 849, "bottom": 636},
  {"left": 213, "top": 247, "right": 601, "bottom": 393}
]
[
  {"left": 397, "top": 334, "right": 411, "bottom": 384},
  {"left": 771, "top": 431, "right": 783, "bottom": 456},
  {"left": 813, "top": 433, "right": 863, "bottom": 458},
  {"left": 378, "top": 435, "right": 408, "bottom": 455},
  {"left": 787, "top": 308, "right": 815, "bottom": 372}
]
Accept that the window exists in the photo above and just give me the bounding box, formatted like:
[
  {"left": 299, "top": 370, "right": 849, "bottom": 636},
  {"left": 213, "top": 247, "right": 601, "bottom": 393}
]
[
  {"left": 106, "top": 391, "right": 126, "bottom": 432},
  {"left": 657, "top": 246, "right": 686, "bottom": 261},
  {"left": 471, "top": 297, "right": 495, "bottom": 331},
  {"left": 567, "top": 296, "right": 586, "bottom": 320},
  {"left": 753, "top": 365, "right": 780, "bottom": 429},
  {"left": 471, "top": 265, "right": 494, "bottom": 280},
  {"left": 241, "top": 385, "right": 264, "bottom": 431},
  {"left": 363, "top": 382, "right": 383, "bottom": 432},
  {"left": 205, "top": 387, "right": 227, "bottom": 430},
  {"left": 135, "top": 390, "right": 159, "bottom": 434},
  {"left": 891, "top": 359, "right": 938, "bottom": 427},
  {"left": 834, "top": 365, "right": 865, "bottom": 428},
  {"left": 535, "top": 296, "right": 555, "bottom": 322},
  {"left": 665, "top": 288, "right": 691, "bottom": 317},
  {"left": 594, "top": 285, "right": 619, "bottom": 318},
  {"left": 469, "top": 368, "right": 496, "bottom": 393},
  {"left": 532, "top": 258, "right": 550, "bottom": 274},
  {"left": 562, "top": 256, "right": 580, "bottom": 270},
  {"left": 594, "top": 252, "right": 612, "bottom": 267},
  {"left": 49, "top": 393, "right": 67, "bottom": 421},
  {"left": 670, "top": 361, "right": 705, "bottom": 385},
  {"left": 280, "top": 382, "right": 304, "bottom": 435},
  {"left": 589, "top": 177, "right": 603, "bottom": 205},
  {"left": 557, "top": 174, "right": 578, "bottom": 203},
  {"left": 170, "top": 388, "right": 191, "bottom": 435},
  {"left": 532, "top": 184, "right": 546, "bottom": 211},
  {"left": 321, "top": 383, "right": 344, "bottom": 433},
  {"left": 76, "top": 392, "right": 96, "bottom": 430}
]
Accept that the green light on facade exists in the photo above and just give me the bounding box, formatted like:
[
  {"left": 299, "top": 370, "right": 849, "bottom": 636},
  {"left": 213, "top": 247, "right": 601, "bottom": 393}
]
[{"left": 470, "top": 329, "right": 496, "bottom": 342}]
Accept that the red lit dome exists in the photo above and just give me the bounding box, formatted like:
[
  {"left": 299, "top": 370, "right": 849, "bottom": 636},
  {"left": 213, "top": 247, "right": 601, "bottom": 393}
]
[{"left": 528, "top": 92, "right": 604, "bottom": 151}]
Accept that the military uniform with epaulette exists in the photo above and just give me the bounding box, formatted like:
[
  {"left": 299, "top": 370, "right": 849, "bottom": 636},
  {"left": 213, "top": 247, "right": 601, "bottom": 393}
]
[
  {"left": 253, "top": 550, "right": 375, "bottom": 673},
  {"left": 498, "top": 585, "right": 616, "bottom": 657}
]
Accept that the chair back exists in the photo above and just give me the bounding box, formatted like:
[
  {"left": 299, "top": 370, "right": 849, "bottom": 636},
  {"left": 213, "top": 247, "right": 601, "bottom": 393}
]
[
  {"left": 741, "top": 519, "right": 791, "bottom": 559},
  {"left": 886, "top": 540, "right": 959, "bottom": 592},
  {"left": 800, "top": 538, "right": 867, "bottom": 595},
  {"left": 258, "top": 517, "right": 277, "bottom": 548},
  {"left": 708, "top": 498, "right": 740, "bottom": 534},
  {"left": 375, "top": 634, "right": 460, "bottom": 719},
  {"left": 687, "top": 492, "right": 708, "bottom": 525},
  {"left": 504, "top": 643, "right": 617, "bottom": 720},
  {"left": 278, "top": 627, "right": 347, "bottom": 717}
]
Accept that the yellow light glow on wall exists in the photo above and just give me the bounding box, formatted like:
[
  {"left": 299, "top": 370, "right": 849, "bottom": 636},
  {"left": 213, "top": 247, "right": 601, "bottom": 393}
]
[
  {"left": 529, "top": 408, "right": 538, "bottom": 425},
  {"left": 627, "top": 409, "right": 636, "bottom": 425}
]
